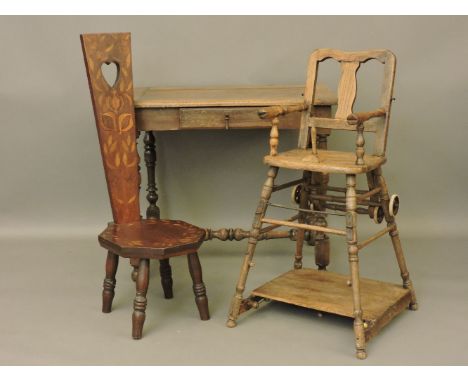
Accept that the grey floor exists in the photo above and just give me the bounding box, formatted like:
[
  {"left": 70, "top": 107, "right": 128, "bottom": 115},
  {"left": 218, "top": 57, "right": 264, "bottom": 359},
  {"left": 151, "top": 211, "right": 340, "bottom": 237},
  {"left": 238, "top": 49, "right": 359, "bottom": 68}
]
[{"left": 0, "top": 234, "right": 467, "bottom": 365}]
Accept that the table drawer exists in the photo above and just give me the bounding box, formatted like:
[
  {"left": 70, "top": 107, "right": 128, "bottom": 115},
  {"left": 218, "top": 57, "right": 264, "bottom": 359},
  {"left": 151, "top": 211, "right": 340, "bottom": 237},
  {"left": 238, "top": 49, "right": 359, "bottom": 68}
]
[{"left": 180, "top": 107, "right": 273, "bottom": 129}]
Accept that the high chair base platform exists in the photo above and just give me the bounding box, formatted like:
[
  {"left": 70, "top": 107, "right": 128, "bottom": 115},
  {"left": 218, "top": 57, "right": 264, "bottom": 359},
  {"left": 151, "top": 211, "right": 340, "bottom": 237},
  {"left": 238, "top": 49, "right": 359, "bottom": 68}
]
[{"left": 249, "top": 268, "right": 412, "bottom": 343}]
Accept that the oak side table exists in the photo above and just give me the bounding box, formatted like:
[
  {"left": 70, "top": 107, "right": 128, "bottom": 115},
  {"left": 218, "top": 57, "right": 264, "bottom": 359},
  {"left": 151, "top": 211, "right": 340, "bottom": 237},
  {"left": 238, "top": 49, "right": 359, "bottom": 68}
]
[{"left": 134, "top": 85, "right": 337, "bottom": 268}]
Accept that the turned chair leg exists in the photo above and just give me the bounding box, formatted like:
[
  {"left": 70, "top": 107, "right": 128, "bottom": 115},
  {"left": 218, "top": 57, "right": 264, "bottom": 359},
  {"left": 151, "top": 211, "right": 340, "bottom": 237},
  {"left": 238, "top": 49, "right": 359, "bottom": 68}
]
[
  {"left": 346, "top": 174, "right": 367, "bottom": 360},
  {"left": 159, "top": 259, "right": 174, "bottom": 299},
  {"left": 132, "top": 258, "right": 150, "bottom": 339},
  {"left": 374, "top": 168, "right": 418, "bottom": 310},
  {"left": 102, "top": 251, "right": 119, "bottom": 313},
  {"left": 187, "top": 252, "right": 210, "bottom": 320},
  {"left": 227, "top": 166, "right": 279, "bottom": 328}
]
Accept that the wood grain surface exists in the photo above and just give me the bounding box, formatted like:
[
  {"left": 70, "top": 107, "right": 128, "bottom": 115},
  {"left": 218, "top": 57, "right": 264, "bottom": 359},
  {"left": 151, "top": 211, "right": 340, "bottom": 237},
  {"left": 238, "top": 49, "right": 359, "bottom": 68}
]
[
  {"left": 264, "top": 149, "right": 386, "bottom": 174},
  {"left": 134, "top": 84, "right": 337, "bottom": 108},
  {"left": 99, "top": 219, "right": 206, "bottom": 258},
  {"left": 81, "top": 33, "right": 141, "bottom": 224},
  {"left": 251, "top": 268, "right": 411, "bottom": 339}
]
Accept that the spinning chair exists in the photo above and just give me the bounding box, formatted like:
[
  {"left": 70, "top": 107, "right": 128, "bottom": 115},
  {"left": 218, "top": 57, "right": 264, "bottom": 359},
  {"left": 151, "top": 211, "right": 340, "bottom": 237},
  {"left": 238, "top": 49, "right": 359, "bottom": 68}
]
[
  {"left": 81, "top": 32, "right": 209, "bottom": 339},
  {"left": 226, "top": 49, "right": 417, "bottom": 359}
]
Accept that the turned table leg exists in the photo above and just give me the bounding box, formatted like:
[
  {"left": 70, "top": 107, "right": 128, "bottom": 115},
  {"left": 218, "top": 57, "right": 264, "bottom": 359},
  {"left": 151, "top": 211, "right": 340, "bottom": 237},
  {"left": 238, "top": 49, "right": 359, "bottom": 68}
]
[
  {"left": 144, "top": 131, "right": 174, "bottom": 298},
  {"left": 144, "top": 131, "right": 160, "bottom": 219},
  {"left": 294, "top": 171, "right": 312, "bottom": 269},
  {"left": 312, "top": 132, "right": 331, "bottom": 269}
]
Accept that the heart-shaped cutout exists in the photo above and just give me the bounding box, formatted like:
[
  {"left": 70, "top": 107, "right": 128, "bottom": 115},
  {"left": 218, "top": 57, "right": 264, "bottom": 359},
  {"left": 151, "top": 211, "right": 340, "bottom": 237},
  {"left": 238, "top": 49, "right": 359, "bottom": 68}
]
[{"left": 101, "top": 61, "right": 120, "bottom": 88}]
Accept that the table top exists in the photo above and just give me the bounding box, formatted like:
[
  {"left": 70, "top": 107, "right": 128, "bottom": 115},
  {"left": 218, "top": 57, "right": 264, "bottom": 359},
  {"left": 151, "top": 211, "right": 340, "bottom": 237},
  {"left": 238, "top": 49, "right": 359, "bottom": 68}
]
[{"left": 134, "top": 84, "right": 337, "bottom": 109}]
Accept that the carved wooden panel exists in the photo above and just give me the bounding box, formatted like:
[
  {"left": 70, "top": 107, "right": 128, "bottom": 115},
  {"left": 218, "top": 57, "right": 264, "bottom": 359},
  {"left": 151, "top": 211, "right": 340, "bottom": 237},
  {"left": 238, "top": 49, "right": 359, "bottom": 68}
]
[
  {"left": 335, "top": 61, "right": 360, "bottom": 119},
  {"left": 81, "top": 33, "right": 141, "bottom": 224}
]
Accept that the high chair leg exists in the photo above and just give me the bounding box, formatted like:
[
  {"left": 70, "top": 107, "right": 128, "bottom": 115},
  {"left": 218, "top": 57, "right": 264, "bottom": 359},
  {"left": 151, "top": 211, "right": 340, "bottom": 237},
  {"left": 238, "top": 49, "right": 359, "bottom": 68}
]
[
  {"left": 346, "top": 174, "right": 367, "bottom": 360},
  {"left": 226, "top": 166, "right": 279, "bottom": 328},
  {"left": 374, "top": 167, "right": 418, "bottom": 310}
]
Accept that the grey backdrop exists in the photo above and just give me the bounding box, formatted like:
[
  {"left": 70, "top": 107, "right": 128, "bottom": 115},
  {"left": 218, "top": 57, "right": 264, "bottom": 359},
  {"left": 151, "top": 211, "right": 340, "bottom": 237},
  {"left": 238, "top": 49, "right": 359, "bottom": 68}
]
[
  {"left": 0, "top": 16, "right": 467, "bottom": 365},
  {"left": 1, "top": 16, "right": 468, "bottom": 237}
]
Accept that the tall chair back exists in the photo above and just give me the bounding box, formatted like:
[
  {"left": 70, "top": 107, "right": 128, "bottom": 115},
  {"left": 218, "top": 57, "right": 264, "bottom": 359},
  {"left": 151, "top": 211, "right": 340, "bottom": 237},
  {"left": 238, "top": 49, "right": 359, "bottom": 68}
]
[
  {"left": 81, "top": 33, "right": 141, "bottom": 224},
  {"left": 299, "top": 49, "right": 396, "bottom": 157}
]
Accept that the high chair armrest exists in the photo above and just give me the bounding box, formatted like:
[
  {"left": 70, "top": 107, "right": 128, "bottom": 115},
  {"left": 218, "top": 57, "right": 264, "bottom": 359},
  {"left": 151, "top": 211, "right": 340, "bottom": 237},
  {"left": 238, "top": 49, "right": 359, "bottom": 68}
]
[
  {"left": 258, "top": 104, "right": 306, "bottom": 120},
  {"left": 347, "top": 108, "right": 386, "bottom": 125}
]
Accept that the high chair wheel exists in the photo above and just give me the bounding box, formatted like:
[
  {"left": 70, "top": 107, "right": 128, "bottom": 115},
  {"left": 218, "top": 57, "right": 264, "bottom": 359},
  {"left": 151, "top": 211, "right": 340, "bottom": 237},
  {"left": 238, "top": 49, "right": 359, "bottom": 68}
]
[
  {"left": 373, "top": 206, "right": 384, "bottom": 224},
  {"left": 389, "top": 194, "right": 399, "bottom": 217},
  {"left": 291, "top": 184, "right": 302, "bottom": 205}
]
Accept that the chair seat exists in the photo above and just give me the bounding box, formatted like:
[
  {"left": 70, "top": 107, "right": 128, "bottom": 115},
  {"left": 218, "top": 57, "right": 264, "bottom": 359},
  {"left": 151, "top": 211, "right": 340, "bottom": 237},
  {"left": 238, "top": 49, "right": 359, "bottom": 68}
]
[
  {"left": 264, "top": 149, "right": 386, "bottom": 174},
  {"left": 98, "top": 219, "right": 205, "bottom": 259}
]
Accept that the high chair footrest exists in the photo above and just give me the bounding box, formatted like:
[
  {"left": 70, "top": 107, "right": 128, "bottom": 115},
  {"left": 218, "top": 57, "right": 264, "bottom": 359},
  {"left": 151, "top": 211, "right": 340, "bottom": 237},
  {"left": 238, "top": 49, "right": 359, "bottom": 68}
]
[{"left": 261, "top": 218, "right": 346, "bottom": 236}]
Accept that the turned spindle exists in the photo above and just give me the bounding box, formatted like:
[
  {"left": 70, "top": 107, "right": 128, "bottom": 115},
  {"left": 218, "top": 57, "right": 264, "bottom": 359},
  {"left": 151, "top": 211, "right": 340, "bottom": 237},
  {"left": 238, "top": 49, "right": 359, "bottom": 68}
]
[
  {"left": 269, "top": 118, "right": 279, "bottom": 156},
  {"left": 203, "top": 227, "right": 300, "bottom": 242},
  {"left": 203, "top": 228, "right": 250, "bottom": 241},
  {"left": 355, "top": 123, "right": 365, "bottom": 165}
]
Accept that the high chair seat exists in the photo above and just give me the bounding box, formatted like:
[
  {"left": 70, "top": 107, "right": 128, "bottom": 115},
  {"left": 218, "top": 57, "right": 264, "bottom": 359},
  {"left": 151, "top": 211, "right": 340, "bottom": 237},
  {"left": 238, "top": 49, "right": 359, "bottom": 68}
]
[{"left": 264, "top": 149, "right": 386, "bottom": 174}]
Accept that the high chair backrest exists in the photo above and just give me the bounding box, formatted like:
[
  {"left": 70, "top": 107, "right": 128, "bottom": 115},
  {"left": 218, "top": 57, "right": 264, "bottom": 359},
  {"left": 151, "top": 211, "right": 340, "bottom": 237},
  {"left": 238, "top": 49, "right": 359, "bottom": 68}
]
[
  {"left": 298, "top": 49, "right": 396, "bottom": 157},
  {"left": 81, "top": 33, "right": 141, "bottom": 224}
]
